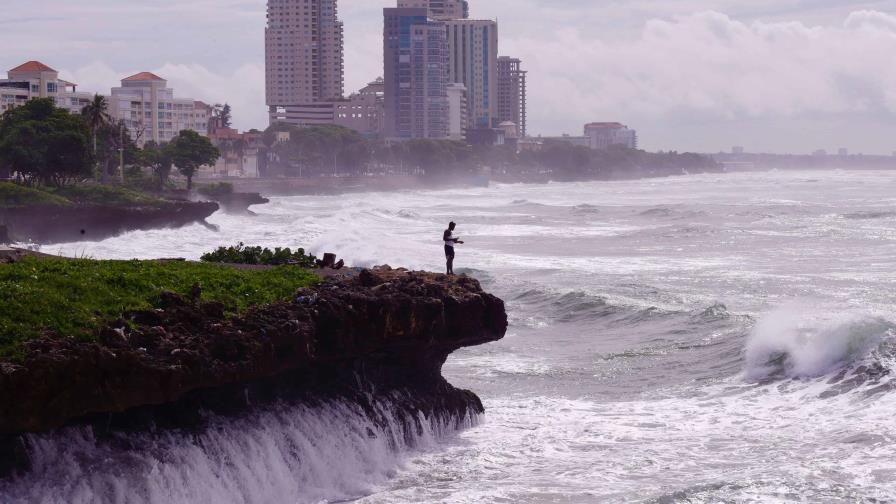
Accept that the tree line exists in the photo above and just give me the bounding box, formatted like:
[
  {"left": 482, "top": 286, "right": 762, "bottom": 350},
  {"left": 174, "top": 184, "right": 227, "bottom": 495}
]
[
  {"left": 259, "top": 123, "right": 719, "bottom": 180},
  {"left": 0, "top": 97, "right": 219, "bottom": 190}
]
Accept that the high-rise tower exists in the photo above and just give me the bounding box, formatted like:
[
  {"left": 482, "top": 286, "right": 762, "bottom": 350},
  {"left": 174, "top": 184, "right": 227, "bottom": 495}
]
[
  {"left": 265, "top": 0, "right": 345, "bottom": 124},
  {"left": 445, "top": 19, "right": 498, "bottom": 129},
  {"left": 496, "top": 56, "right": 527, "bottom": 137},
  {"left": 383, "top": 8, "right": 450, "bottom": 139}
]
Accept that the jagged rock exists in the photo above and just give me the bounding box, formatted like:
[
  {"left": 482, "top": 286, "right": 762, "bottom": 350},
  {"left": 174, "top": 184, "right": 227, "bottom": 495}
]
[{"left": 0, "top": 271, "right": 507, "bottom": 436}]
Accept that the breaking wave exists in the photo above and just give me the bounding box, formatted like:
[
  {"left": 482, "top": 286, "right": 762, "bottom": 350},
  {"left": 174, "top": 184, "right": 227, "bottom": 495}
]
[
  {"left": 0, "top": 394, "right": 479, "bottom": 504},
  {"left": 744, "top": 302, "right": 895, "bottom": 382}
]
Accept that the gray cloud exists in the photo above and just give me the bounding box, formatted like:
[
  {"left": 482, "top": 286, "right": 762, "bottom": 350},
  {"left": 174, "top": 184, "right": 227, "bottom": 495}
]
[{"left": 1, "top": 1, "right": 895, "bottom": 153}]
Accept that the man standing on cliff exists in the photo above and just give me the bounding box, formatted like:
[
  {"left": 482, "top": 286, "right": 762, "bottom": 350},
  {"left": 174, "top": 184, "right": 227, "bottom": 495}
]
[{"left": 443, "top": 221, "right": 464, "bottom": 275}]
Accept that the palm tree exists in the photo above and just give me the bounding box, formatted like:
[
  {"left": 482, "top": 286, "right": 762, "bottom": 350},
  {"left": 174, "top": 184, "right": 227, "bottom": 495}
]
[{"left": 81, "top": 94, "right": 112, "bottom": 181}]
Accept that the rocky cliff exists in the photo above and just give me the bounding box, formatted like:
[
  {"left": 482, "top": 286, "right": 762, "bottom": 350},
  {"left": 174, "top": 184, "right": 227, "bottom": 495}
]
[
  {"left": 0, "top": 267, "right": 507, "bottom": 437},
  {"left": 0, "top": 201, "right": 219, "bottom": 244}
]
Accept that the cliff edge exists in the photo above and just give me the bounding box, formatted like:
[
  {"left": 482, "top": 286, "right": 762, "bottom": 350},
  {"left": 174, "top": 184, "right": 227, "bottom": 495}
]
[{"left": 0, "top": 266, "right": 507, "bottom": 436}]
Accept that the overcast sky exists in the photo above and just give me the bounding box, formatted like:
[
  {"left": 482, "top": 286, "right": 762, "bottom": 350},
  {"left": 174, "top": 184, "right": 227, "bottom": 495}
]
[{"left": 2, "top": 0, "right": 896, "bottom": 154}]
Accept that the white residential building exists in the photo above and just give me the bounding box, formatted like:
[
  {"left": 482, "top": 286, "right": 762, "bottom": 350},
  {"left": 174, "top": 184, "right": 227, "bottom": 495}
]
[
  {"left": 584, "top": 122, "right": 638, "bottom": 150},
  {"left": 0, "top": 61, "right": 94, "bottom": 115},
  {"left": 445, "top": 19, "right": 499, "bottom": 130},
  {"left": 447, "top": 83, "right": 468, "bottom": 140},
  {"left": 108, "top": 72, "right": 209, "bottom": 146}
]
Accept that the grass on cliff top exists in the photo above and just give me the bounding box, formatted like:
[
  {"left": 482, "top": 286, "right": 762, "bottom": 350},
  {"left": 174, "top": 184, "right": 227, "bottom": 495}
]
[
  {"left": 0, "top": 257, "right": 318, "bottom": 358},
  {"left": 49, "top": 185, "right": 165, "bottom": 206},
  {"left": 0, "top": 182, "right": 166, "bottom": 209},
  {"left": 0, "top": 182, "right": 71, "bottom": 208}
]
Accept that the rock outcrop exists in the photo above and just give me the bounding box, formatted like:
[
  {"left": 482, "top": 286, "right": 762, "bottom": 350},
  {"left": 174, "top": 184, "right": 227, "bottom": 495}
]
[
  {"left": 0, "top": 267, "right": 507, "bottom": 436},
  {"left": 0, "top": 201, "right": 219, "bottom": 244}
]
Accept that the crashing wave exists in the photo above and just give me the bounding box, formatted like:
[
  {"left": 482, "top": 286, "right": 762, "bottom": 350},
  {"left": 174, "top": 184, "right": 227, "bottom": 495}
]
[
  {"left": 744, "top": 302, "right": 895, "bottom": 382},
  {"left": 0, "top": 392, "right": 479, "bottom": 504}
]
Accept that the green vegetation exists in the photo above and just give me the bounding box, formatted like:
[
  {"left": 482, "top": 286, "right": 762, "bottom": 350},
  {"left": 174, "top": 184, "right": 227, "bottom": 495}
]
[
  {"left": 258, "top": 123, "right": 719, "bottom": 180},
  {"left": 0, "top": 99, "right": 93, "bottom": 187},
  {"left": 50, "top": 184, "right": 164, "bottom": 206},
  {"left": 201, "top": 243, "right": 318, "bottom": 268},
  {"left": 0, "top": 182, "right": 71, "bottom": 208},
  {"left": 0, "top": 181, "right": 166, "bottom": 209},
  {"left": 197, "top": 182, "right": 234, "bottom": 198},
  {"left": 0, "top": 257, "right": 318, "bottom": 357},
  {"left": 169, "top": 130, "right": 221, "bottom": 190}
]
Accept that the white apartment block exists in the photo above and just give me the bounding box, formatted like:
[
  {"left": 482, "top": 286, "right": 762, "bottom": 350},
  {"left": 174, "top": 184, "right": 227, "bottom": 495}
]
[
  {"left": 1, "top": 62, "right": 208, "bottom": 147},
  {"left": 447, "top": 83, "right": 468, "bottom": 140},
  {"left": 584, "top": 122, "right": 638, "bottom": 150},
  {"left": 109, "top": 72, "right": 209, "bottom": 147},
  {"left": 0, "top": 61, "right": 93, "bottom": 115},
  {"left": 396, "top": 0, "right": 469, "bottom": 19},
  {"left": 266, "top": 0, "right": 345, "bottom": 125},
  {"left": 445, "top": 19, "right": 498, "bottom": 130}
]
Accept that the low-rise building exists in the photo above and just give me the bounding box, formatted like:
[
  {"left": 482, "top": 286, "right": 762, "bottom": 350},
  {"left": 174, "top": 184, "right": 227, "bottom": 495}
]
[
  {"left": 584, "top": 122, "right": 638, "bottom": 150},
  {"left": 109, "top": 72, "right": 208, "bottom": 146},
  {"left": 269, "top": 78, "right": 385, "bottom": 138},
  {"left": 1, "top": 61, "right": 94, "bottom": 115},
  {"left": 543, "top": 135, "right": 590, "bottom": 148}
]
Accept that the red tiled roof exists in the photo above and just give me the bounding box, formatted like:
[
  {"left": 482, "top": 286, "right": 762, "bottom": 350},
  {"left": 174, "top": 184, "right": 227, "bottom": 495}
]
[
  {"left": 123, "top": 72, "right": 165, "bottom": 82},
  {"left": 9, "top": 61, "right": 57, "bottom": 73}
]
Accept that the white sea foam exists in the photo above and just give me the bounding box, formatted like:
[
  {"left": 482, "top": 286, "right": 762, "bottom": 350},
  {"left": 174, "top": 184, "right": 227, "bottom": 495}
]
[
  {"left": 1, "top": 397, "right": 478, "bottom": 504},
  {"left": 744, "top": 301, "right": 895, "bottom": 381}
]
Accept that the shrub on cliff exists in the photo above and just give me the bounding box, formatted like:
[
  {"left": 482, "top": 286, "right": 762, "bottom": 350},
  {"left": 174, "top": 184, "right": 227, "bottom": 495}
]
[
  {"left": 201, "top": 243, "right": 317, "bottom": 268},
  {"left": 197, "top": 182, "right": 234, "bottom": 199}
]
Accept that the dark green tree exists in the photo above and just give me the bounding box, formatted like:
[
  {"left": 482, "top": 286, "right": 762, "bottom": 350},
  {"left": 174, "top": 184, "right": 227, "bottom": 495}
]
[
  {"left": 0, "top": 98, "right": 93, "bottom": 186},
  {"left": 141, "top": 141, "right": 175, "bottom": 189},
  {"left": 169, "top": 130, "right": 220, "bottom": 190}
]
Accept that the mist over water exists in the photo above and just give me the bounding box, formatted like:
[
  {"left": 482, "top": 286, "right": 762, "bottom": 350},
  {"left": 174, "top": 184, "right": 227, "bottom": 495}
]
[{"left": 21, "top": 170, "right": 896, "bottom": 502}]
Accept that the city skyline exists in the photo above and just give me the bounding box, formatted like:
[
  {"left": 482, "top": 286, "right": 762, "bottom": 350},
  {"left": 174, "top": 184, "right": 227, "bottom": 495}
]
[{"left": 1, "top": 0, "right": 896, "bottom": 153}]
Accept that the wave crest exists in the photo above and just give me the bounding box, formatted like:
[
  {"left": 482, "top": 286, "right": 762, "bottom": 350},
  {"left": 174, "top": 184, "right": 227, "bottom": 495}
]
[{"left": 744, "top": 302, "right": 895, "bottom": 382}]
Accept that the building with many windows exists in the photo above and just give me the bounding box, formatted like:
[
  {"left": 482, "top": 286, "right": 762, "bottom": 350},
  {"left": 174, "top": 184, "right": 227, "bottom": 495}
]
[
  {"left": 265, "top": 0, "right": 345, "bottom": 125},
  {"left": 584, "top": 122, "right": 638, "bottom": 150},
  {"left": 108, "top": 72, "right": 209, "bottom": 146},
  {"left": 446, "top": 83, "right": 468, "bottom": 140},
  {"left": 383, "top": 7, "right": 450, "bottom": 140},
  {"left": 396, "top": 0, "right": 469, "bottom": 20},
  {"left": 445, "top": 19, "right": 498, "bottom": 130},
  {"left": 0, "top": 61, "right": 93, "bottom": 115},
  {"left": 496, "top": 56, "right": 527, "bottom": 138}
]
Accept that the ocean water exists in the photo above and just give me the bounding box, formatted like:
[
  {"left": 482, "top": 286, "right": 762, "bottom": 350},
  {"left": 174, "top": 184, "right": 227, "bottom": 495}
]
[{"left": 9, "top": 169, "right": 896, "bottom": 503}]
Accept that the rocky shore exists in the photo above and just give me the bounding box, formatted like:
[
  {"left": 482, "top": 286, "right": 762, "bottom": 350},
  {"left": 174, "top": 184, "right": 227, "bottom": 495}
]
[
  {"left": 0, "top": 266, "right": 506, "bottom": 474},
  {"left": 0, "top": 200, "right": 219, "bottom": 244}
]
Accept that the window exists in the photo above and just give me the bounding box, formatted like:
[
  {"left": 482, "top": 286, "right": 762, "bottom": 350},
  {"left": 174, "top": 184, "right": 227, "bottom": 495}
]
[{"left": 47, "top": 82, "right": 57, "bottom": 93}]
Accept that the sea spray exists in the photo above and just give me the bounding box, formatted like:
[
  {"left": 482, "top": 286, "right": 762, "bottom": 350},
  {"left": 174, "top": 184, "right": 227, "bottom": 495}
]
[{"left": 744, "top": 301, "right": 894, "bottom": 381}]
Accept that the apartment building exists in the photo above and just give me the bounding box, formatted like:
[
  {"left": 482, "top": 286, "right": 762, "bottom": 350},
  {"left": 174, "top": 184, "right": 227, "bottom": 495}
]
[
  {"left": 447, "top": 83, "right": 468, "bottom": 140},
  {"left": 266, "top": 0, "right": 346, "bottom": 125},
  {"left": 383, "top": 7, "right": 450, "bottom": 139},
  {"left": 445, "top": 19, "right": 498, "bottom": 130},
  {"left": 584, "top": 122, "right": 638, "bottom": 150},
  {"left": 0, "top": 61, "right": 93, "bottom": 115},
  {"left": 108, "top": 72, "right": 209, "bottom": 146},
  {"left": 395, "top": 0, "right": 469, "bottom": 19},
  {"left": 496, "top": 56, "right": 527, "bottom": 138}
]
